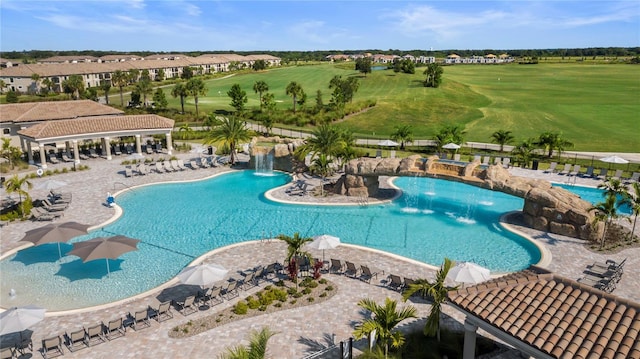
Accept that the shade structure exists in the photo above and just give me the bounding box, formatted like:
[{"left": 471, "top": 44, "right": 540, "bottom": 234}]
[
  {"left": 34, "top": 179, "right": 68, "bottom": 191},
  {"left": 446, "top": 261, "right": 491, "bottom": 285},
  {"left": 307, "top": 234, "right": 341, "bottom": 262},
  {"left": 177, "top": 263, "right": 228, "bottom": 288},
  {"left": 599, "top": 155, "right": 629, "bottom": 165},
  {"left": 377, "top": 139, "right": 399, "bottom": 147},
  {"left": 442, "top": 142, "right": 461, "bottom": 150},
  {"left": 0, "top": 305, "right": 45, "bottom": 336},
  {"left": 68, "top": 235, "right": 140, "bottom": 275},
  {"left": 20, "top": 221, "right": 90, "bottom": 258}
]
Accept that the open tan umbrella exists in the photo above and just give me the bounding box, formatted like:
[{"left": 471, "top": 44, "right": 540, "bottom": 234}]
[
  {"left": 20, "top": 221, "right": 90, "bottom": 258},
  {"left": 307, "top": 234, "right": 341, "bottom": 263},
  {"left": 177, "top": 264, "right": 228, "bottom": 289},
  {"left": 68, "top": 235, "right": 139, "bottom": 276},
  {"left": 446, "top": 261, "right": 491, "bottom": 285}
]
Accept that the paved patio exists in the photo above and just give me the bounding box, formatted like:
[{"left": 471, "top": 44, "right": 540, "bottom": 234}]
[{"left": 1, "top": 154, "right": 638, "bottom": 358}]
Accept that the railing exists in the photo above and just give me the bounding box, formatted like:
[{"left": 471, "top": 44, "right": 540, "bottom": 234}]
[{"left": 301, "top": 338, "right": 353, "bottom": 359}]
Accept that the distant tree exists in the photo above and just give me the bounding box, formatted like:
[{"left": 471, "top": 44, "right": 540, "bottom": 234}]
[
  {"left": 0, "top": 79, "right": 7, "bottom": 93},
  {"left": 178, "top": 123, "right": 193, "bottom": 140},
  {"left": 511, "top": 139, "right": 536, "bottom": 168},
  {"left": 99, "top": 80, "right": 111, "bottom": 105},
  {"left": 391, "top": 125, "right": 414, "bottom": 150},
  {"left": 205, "top": 116, "right": 251, "bottom": 165},
  {"left": 261, "top": 92, "right": 276, "bottom": 115},
  {"left": 129, "top": 91, "right": 141, "bottom": 107},
  {"left": 433, "top": 124, "right": 465, "bottom": 151},
  {"left": 171, "top": 82, "right": 189, "bottom": 114},
  {"left": 329, "top": 76, "right": 359, "bottom": 111},
  {"left": 155, "top": 68, "right": 165, "bottom": 81},
  {"left": 314, "top": 89, "right": 324, "bottom": 112},
  {"left": 252, "top": 59, "right": 268, "bottom": 71},
  {"left": 62, "top": 74, "right": 84, "bottom": 100},
  {"left": 181, "top": 66, "right": 194, "bottom": 80},
  {"left": 83, "top": 87, "right": 99, "bottom": 101},
  {"left": 127, "top": 69, "right": 140, "bottom": 84},
  {"left": 1, "top": 138, "right": 22, "bottom": 170},
  {"left": 355, "top": 57, "right": 372, "bottom": 77},
  {"left": 6, "top": 90, "right": 19, "bottom": 103},
  {"left": 491, "top": 130, "right": 515, "bottom": 152},
  {"left": 135, "top": 78, "right": 153, "bottom": 107},
  {"left": 30, "top": 73, "right": 41, "bottom": 94},
  {"left": 186, "top": 78, "right": 207, "bottom": 116},
  {"left": 140, "top": 69, "right": 151, "bottom": 82},
  {"left": 285, "top": 81, "right": 304, "bottom": 113},
  {"left": 423, "top": 63, "right": 443, "bottom": 88},
  {"left": 152, "top": 88, "right": 168, "bottom": 110},
  {"left": 111, "top": 70, "right": 128, "bottom": 106},
  {"left": 253, "top": 80, "right": 269, "bottom": 110},
  {"left": 4, "top": 174, "right": 32, "bottom": 219},
  {"left": 393, "top": 59, "right": 415, "bottom": 74},
  {"left": 296, "top": 89, "right": 307, "bottom": 110},
  {"left": 535, "top": 131, "right": 573, "bottom": 158},
  {"left": 227, "top": 83, "right": 248, "bottom": 113},
  {"left": 228, "top": 61, "right": 242, "bottom": 71}
]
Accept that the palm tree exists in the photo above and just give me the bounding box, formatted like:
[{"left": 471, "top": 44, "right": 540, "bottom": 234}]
[
  {"left": 622, "top": 182, "right": 640, "bottom": 241},
  {"left": 310, "top": 153, "right": 332, "bottom": 196},
  {"left": 277, "top": 232, "right": 313, "bottom": 289},
  {"left": 186, "top": 78, "right": 207, "bottom": 116},
  {"left": 253, "top": 80, "right": 269, "bottom": 110},
  {"left": 221, "top": 327, "right": 276, "bottom": 359},
  {"left": 423, "top": 63, "right": 443, "bottom": 88},
  {"left": 171, "top": 82, "right": 189, "bottom": 114},
  {"left": 402, "top": 257, "right": 458, "bottom": 342},
  {"left": 285, "top": 81, "right": 303, "bottom": 113},
  {"left": 598, "top": 177, "right": 626, "bottom": 199},
  {"left": 4, "top": 174, "right": 33, "bottom": 218},
  {"left": 0, "top": 79, "right": 7, "bottom": 94},
  {"left": 205, "top": 116, "right": 251, "bottom": 165},
  {"left": 62, "top": 74, "right": 84, "bottom": 100},
  {"left": 490, "top": 130, "right": 514, "bottom": 152},
  {"left": 511, "top": 139, "right": 536, "bottom": 168},
  {"left": 391, "top": 125, "right": 414, "bottom": 150},
  {"left": 135, "top": 79, "right": 153, "bottom": 107},
  {"left": 353, "top": 297, "right": 417, "bottom": 358},
  {"left": 297, "top": 124, "right": 345, "bottom": 160},
  {"left": 111, "top": 70, "right": 128, "bottom": 106},
  {"left": 100, "top": 80, "right": 111, "bottom": 105},
  {"left": 590, "top": 194, "right": 621, "bottom": 248},
  {"left": 30, "top": 73, "right": 41, "bottom": 94},
  {"left": 178, "top": 124, "right": 193, "bottom": 140},
  {"left": 535, "top": 131, "right": 573, "bottom": 158}
]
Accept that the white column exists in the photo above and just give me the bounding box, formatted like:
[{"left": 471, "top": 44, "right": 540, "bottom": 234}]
[
  {"left": 135, "top": 134, "right": 142, "bottom": 155},
  {"left": 65, "top": 141, "right": 71, "bottom": 154},
  {"left": 463, "top": 319, "right": 478, "bottom": 359},
  {"left": 26, "top": 142, "right": 34, "bottom": 165},
  {"left": 19, "top": 137, "right": 27, "bottom": 153},
  {"left": 165, "top": 132, "right": 173, "bottom": 155},
  {"left": 104, "top": 137, "right": 112, "bottom": 160},
  {"left": 38, "top": 145, "right": 47, "bottom": 169},
  {"left": 72, "top": 140, "right": 80, "bottom": 164}
]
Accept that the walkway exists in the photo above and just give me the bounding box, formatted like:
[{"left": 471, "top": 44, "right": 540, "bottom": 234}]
[{"left": 1, "top": 153, "right": 638, "bottom": 358}]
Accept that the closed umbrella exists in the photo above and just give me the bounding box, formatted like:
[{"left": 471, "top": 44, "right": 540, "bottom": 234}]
[
  {"left": 68, "top": 235, "right": 139, "bottom": 276},
  {"left": 307, "top": 234, "right": 341, "bottom": 262},
  {"left": 20, "top": 221, "right": 90, "bottom": 258},
  {"left": 446, "top": 261, "right": 491, "bottom": 285},
  {"left": 0, "top": 305, "right": 45, "bottom": 336},
  {"left": 177, "top": 263, "right": 228, "bottom": 289}
]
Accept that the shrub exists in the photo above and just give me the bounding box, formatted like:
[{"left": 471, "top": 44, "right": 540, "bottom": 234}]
[
  {"left": 275, "top": 280, "right": 285, "bottom": 287},
  {"left": 247, "top": 297, "right": 261, "bottom": 310},
  {"left": 293, "top": 292, "right": 303, "bottom": 298},
  {"left": 233, "top": 301, "right": 248, "bottom": 315},
  {"left": 274, "top": 302, "right": 282, "bottom": 308},
  {"left": 287, "top": 288, "right": 297, "bottom": 295},
  {"left": 319, "top": 278, "right": 327, "bottom": 284},
  {"left": 319, "top": 292, "right": 327, "bottom": 298},
  {"left": 307, "top": 297, "right": 315, "bottom": 303},
  {"left": 61, "top": 168, "right": 68, "bottom": 173},
  {"left": 325, "top": 285, "right": 334, "bottom": 291},
  {"left": 302, "top": 288, "right": 312, "bottom": 295},
  {"left": 258, "top": 305, "right": 267, "bottom": 311},
  {"left": 290, "top": 299, "right": 297, "bottom": 305}
]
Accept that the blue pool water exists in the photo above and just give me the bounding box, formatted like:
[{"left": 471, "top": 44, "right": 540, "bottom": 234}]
[{"left": 1, "top": 171, "right": 542, "bottom": 311}]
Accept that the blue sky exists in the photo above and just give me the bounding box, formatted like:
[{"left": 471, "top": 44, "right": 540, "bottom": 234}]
[{"left": 1, "top": 1, "right": 638, "bottom": 52}]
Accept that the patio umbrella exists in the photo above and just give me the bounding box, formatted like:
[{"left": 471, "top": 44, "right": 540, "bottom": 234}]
[
  {"left": 599, "top": 155, "right": 629, "bottom": 169},
  {"left": 0, "top": 305, "right": 45, "bottom": 336},
  {"left": 177, "top": 263, "right": 228, "bottom": 289},
  {"left": 442, "top": 143, "right": 461, "bottom": 150},
  {"left": 34, "top": 179, "right": 68, "bottom": 191},
  {"left": 19, "top": 221, "right": 91, "bottom": 258},
  {"left": 68, "top": 235, "right": 140, "bottom": 276},
  {"left": 377, "top": 139, "right": 399, "bottom": 147},
  {"left": 307, "top": 234, "right": 341, "bottom": 262},
  {"left": 446, "top": 261, "right": 491, "bottom": 285}
]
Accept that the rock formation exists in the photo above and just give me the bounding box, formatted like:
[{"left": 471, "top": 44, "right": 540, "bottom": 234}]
[{"left": 248, "top": 136, "right": 306, "bottom": 173}]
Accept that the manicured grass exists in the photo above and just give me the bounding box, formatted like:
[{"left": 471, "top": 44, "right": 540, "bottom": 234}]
[{"left": 161, "top": 63, "right": 639, "bottom": 152}]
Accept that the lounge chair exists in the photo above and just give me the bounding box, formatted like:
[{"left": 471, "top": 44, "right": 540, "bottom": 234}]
[
  {"left": 198, "top": 286, "right": 223, "bottom": 307},
  {"left": 569, "top": 165, "right": 581, "bottom": 177},
  {"left": 171, "top": 160, "right": 183, "bottom": 171},
  {"left": 473, "top": 155, "right": 481, "bottom": 162},
  {"left": 64, "top": 328, "right": 88, "bottom": 352},
  {"left": 344, "top": 261, "right": 359, "bottom": 278},
  {"left": 453, "top": 153, "right": 461, "bottom": 161},
  {"left": 88, "top": 148, "right": 99, "bottom": 158},
  {"left": 176, "top": 159, "right": 188, "bottom": 170},
  {"left": 149, "top": 301, "right": 173, "bottom": 322},
  {"left": 189, "top": 160, "right": 200, "bottom": 170},
  {"left": 359, "top": 265, "right": 378, "bottom": 284},
  {"left": 597, "top": 168, "right": 608, "bottom": 179},
  {"left": 578, "top": 274, "right": 615, "bottom": 293},
  {"left": 544, "top": 162, "right": 557, "bottom": 173},
  {"left": 42, "top": 199, "right": 68, "bottom": 211},
  {"left": 104, "top": 318, "right": 125, "bottom": 340},
  {"left": 176, "top": 295, "right": 198, "bottom": 315},
  {"left": 31, "top": 207, "right": 61, "bottom": 221},
  {"left": 61, "top": 153, "right": 74, "bottom": 162},
  {"left": 155, "top": 143, "right": 163, "bottom": 153},
  {"left": 112, "top": 146, "right": 122, "bottom": 156},
  {"left": 611, "top": 169, "right": 623, "bottom": 180},
  {"left": 48, "top": 155, "right": 59, "bottom": 164},
  {"left": 222, "top": 281, "right": 239, "bottom": 300},
  {"left": 164, "top": 161, "right": 174, "bottom": 172},
  {"left": 85, "top": 323, "right": 106, "bottom": 346},
  {"left": 252, "top": 266, "right": 265, "bottom": 284},
  {"left": 329, "top": 259, "right": 344, "bottom": 274},
  {"left": 386, "top": 274, "right": 404, "bottom": 292},
  {"left": 136, "top": 164, "right": 147, "bottom": 176},
  {"left": 591, "top": 258, "right": 626, "bottom": 275},
  {"left": 145, "top": 145, "right": 153, "bottom": 155},
  {"left": 155, "top": 162, "right": 165, "bottom": 173},
  {"left": 481, "top": 156, "right": 490, "bottom": 165},
  {"left": 41, "top": 336, "right": 64, "bottom": 359},
  {"left": 124, "top": 166, "right": 133, "bottom": 177},
  {"left": 625, "top": 172, "right": 640, "bottom": 184},
  {"left": 198, "top": 157, "right": 210, "bottom": 168},
  {"left": 130, "top": 309, "right": 151, "bottom": 331},
  {"left": 1, "top": 347, "right": 15, "bottom": 359},
  {"left": 558, "top": 163, "right": 572, "bottom": 175},
  {"left": 241, "top": 271, "right": 257, "bottom": 290},
  {"left": 502, "top": 157, "right": 511, "bottom": 168},
  {"left": 583, "top": 166, "right": 595, "bottom": 178},
  {"left": 493, "top": 157, "right": 501, "bottom": 165}
]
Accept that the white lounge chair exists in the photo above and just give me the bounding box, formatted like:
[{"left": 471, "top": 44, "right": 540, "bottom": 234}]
[{"left": 544, "top": 162, "right": 557, "bottom": 173}]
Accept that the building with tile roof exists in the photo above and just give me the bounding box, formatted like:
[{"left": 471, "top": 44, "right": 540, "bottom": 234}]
[{"left": 447, "top": 266, "right": 639, "bottom": 358}]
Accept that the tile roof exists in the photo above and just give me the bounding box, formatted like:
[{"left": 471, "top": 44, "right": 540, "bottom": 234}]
[
  {"left": 447, "top": 266, "right": 640, "bottom": 359},
  {"left": 18, "top": 115, "right": 174, "bottom": 140},
  {"left": 0, "top": 100, "right": 123, "bottom": 123}
]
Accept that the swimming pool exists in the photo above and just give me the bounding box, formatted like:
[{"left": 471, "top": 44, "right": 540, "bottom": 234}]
[
  {"left": 554, "top": 183, "right": 633, "bottom": 215},
  {"left": 0, "top": 171, "right": 541, "bottom": 311}
]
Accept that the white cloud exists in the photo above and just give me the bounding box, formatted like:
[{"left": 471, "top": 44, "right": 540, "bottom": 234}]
[
  {"left": 288, "top": 20, "right": 329, "bottom": 44},
  {"left": 184, "top": 3, "right": 201, "bottom": 17}
]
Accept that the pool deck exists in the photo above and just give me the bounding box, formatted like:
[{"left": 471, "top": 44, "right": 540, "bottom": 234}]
[{"left": 1, "top": 154, "right": 639, "bottom": 358}]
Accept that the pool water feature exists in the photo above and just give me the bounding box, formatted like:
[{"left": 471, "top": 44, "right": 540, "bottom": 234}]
[{"left": 1, "top": 172, "right": 541, "bottom": 311}]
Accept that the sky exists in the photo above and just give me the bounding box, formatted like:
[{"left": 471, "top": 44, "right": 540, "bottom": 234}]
[{"left": 1, "top": 0, "right": 638, "bottom": 52}]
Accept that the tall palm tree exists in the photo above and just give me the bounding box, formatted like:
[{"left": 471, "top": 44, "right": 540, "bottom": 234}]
[
  {"left": 205, "top": 116, "right": 251, "bottom": 165},
  {"left": 178, "top": 123, "right": 193, "bottom": 140},
  {"left": 297, "top": 124, "right": 345, "bottom": 160},
  {"left": 30, "top": 73, "right": 41, "bottom": 94},
  {"left": 535, "top": 131, "right": 573, "bottom": 158},
  {"left": 391, "top": 125, "right": 414, "bottom": 150},
  {"left": 253, "top": 80, "right": 269, "bottom": 110},
  {"left": 171, "top": 82, "right": 189, "bottom": 114},
  {"left": 490, "top": 130, "right": 515, "bottom": 152},
  {"left": 221, "top": 327, "right": 276, "bottom": 359},
  {"left": 61, "top": 74, "right": 84, "bottom": 100},
  {"left": 4, "top": 174, "right": 33, "bottom": 218},
  {"left": 111, "top": 70, "right": 128, "bottom": 106},
  {"left": 590, "top": 194, "right": 622, "bottom": 248},
  {"left": 285, "top": 81, "right": 303, "bottom": 113},
  {"left": 135, "top": 79, "right": 153, "bottom": 107},
  {"left": 353, "top": 297, "right": 417, "bottom": 358},
  {"left": 402, "top": 257, "right": 458, "bottom": 342},
  {"left": 622, "top": 182, "right": 640, "bottom": 241},
  {"left": 310, "top": 153, "right": 332, "bottom": 196},
  {"left": 277, "top": 232, "right": 313, "bottom": 288},
  {"left": 423, "top": 63, "right": 443, "bottom": 88},
  {"left": 186, "top": 78, "right": 207, "bottom": 116},
  {"left": 511, "top": 139, "right": 536, "bottom": 168},
  {"left": 598, "top": 177, "right": 626, "bottom": 199}
]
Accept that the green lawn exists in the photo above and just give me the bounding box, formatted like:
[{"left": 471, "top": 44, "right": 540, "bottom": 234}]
[{"left": 161, "top": 63, "right": 639, "bottom": 152}]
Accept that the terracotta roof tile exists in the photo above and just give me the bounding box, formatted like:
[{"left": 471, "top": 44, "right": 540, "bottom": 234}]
[
  {"left": 1, "top": 100, "right": 123, "bottom": 123},
  {"left": 447, "top": 266, "right": 640, "bottom": 358}
]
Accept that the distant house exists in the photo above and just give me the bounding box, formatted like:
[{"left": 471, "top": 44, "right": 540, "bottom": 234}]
[
  {"left": 38, "top": 55, "right": 99, "bottom": 64},
  {"left": 445, "top": 53, "right": 514, "bottom": 64},
  {"left": 325, "top": 54, "right": 351, "bottom": 62}
]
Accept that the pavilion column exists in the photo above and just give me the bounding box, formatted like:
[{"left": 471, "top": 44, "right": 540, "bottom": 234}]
[
  {"left": 135, "top": 134, "right": 142, "bottom": 155},
  {"left": 104, "top": 137, "right": 112, "bottom": 160},
  {"left": 72, "top": 140, "right": 80, "bottom": 164},
  {"left": 463, "top": 319, "right": 478, "bottom": 359},
  {"left": 165, "top": 132, "right": 173, "bottom": 155},
  {"left": 19, "top": 137, "right": 27, "bottom": 153},
  {"left": 65, "top": 141, "right": 71, "bottom": 155},
  {"left": 38, "top": 145, "right": 47, "bottom": 169},
  {"left": 26, "top": 141, "right": 34, "bottom": 165}
]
